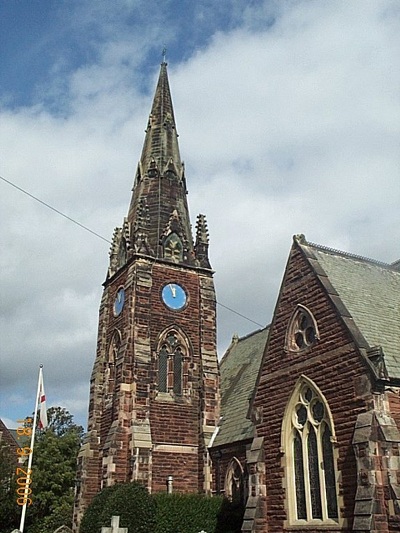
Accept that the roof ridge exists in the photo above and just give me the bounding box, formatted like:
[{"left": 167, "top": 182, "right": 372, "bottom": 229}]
[
  {"left": 305, "top": 240, "right": 396, "bottom": 270},
  {"left": 238, "top": 325, "right": 269, "bottom": 343}
]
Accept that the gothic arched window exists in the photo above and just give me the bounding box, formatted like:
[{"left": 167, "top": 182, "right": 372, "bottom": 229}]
[
  {"left": 157, "top": 330, "right": 187, "bottom": 396},
  {"left": 286, "top": 305, "right": 319, "bottom": 352},
  {"left": 224, "top": 458, "right": 245, "bottom": 504},
  {"left": 105, "top": 330, "right": 121, "bottom": 395},
  {"left": 282, "top": 377, "right": 339, "bottom": 525},
  {"left": 163, "top": 233, "right": 183, "bottom": 263}
]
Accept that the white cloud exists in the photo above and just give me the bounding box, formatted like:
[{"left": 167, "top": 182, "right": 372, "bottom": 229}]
[{"left": 0, "top": 0, "right": 399, "bottom": 427}]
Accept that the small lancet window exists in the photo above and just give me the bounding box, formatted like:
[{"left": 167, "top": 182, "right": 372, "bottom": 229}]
[
  {"left": 157, "top": 330, "right": 187, "bottom": 395},
  {"left": 164, "top": 233, "right": 183, "bottom": 263},
  {"left": 286, "top": 305, "right": 319, "bottom": 352},
  {"left": 283, "top": 378, "right": 339, "bottom": 524}
]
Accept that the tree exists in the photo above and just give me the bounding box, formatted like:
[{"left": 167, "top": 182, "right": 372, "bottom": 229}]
[
  {"left": 80, "top": 482, "right": 156, "bottom": 533},
  {"left": 0, "top": 441, "right": 20, "bottom": 533},
  {"left": 24, "top": 407, "right": 84, "bottom": 533}
]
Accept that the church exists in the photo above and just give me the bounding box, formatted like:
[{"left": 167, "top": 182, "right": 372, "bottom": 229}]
[{"left": 73, "top": 63, "right": 400, "bottom": 533}]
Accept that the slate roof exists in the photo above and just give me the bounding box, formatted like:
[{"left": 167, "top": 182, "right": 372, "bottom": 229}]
[
  {"left": 299, "top": 237, "right": 400, "bottom": 380},
  {"left": 212, "top": 327, "right": 269, "bottom": 448},
  {"left": 0, "top": 418, "right": 18, "bottom": 449}
]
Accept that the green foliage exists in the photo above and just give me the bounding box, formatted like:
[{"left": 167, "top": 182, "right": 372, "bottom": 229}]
[
  {"left": 25, "top": 407, "right": 84, "bottom": 533},
  {"left": 0, "top": 442, "right": 20, "bottom": 533},
  {"left": 153, "top": 493, "right": 224, "bottom": 533},
  {"left": 215, "top": 497, "right": 245, "bottom": 533},
  {"left": 81, "top": 487, "right": 245, "bottom": 533},
  {"left": 80, "top": 482, "right": 156, "bottom": 533}
]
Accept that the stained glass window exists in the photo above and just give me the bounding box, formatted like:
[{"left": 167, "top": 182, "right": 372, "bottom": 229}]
[
  {"left": 322, "top": 425, "right": 338, "bottom": 519},
  {"left": 308, "top": 427, "right": 322, "bottom": 519},
  {"left": 286, "top": 380, "right": 338, "bottom": 523},
  {"left": 294, "top": 432, "right": 306, "bottom": 519}
]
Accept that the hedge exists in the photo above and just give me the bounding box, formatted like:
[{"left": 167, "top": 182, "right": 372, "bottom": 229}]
[
  {"left": 81, "top": 483, "right": 244, "bottom": 533},
  {"left": 80, "top": 482, "right": 156, "bottom": 533}
]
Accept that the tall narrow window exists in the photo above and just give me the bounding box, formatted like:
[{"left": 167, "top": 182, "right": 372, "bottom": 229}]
[
  {"left": 283, "top": 378, "right": 339, "bottom": 524},
  {"left": 225, "top": 458, "right": 245, "bottom": 504},
  {"left": 157, "top": 330, "right": 188, "bottom": 395},
  {"left": 106, "top": 331, "right": 121, "bottom": 395}
]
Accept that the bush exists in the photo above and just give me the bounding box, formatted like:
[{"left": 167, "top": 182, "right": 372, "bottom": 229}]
[
  {"left": 215, "top": 497, "right": 245, "bottom": 533},
  {"left": 81, "top": 485, "right": 245, "bottom": 533},
  {"left": 80, "top": 482, "right": 156, "bottom": 533},
  {"left": 153, "top": 493, "right": 224, "bottom": 533}
]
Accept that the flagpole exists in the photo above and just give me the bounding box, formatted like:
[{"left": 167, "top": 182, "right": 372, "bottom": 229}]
[{"left": 19, "top": 365, "right": 43, "bottom": 533}]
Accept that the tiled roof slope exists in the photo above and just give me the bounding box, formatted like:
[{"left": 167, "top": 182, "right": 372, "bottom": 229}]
[
  {"left": 0, "top": 418, "right": 18, "bottom": 449},
  {"left": 300, "top": 238, "right": 400, "bottom": 380},
  {"left": 212, "top": 327, "right": 269, "bottom": 448}
]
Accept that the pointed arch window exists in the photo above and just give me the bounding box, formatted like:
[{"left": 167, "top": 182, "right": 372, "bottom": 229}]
[
  {"left": 157, "top": 330, "right": 187, "bottom": 396},
  {"left": 225, "top": 458, "right": 246, "bottom": 504},
  {"left": 286, "top": 305, "right": 319, "bottom": 352},
  {"left": 283, "top": 377, "right": 339, "bottom": 525},
  {"left": 105, "top": 330, "right": 121, "bottom": 395},
  {"left": 164, "top": 233, "right": 183, "bottom": 263}
]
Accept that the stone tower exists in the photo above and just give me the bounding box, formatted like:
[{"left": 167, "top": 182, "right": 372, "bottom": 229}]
[{"left": 73, "top": 62, "right": 220, "bottom": 528}]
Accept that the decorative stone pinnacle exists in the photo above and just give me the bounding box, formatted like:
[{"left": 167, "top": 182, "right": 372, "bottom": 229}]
[{"left": 195, "top": 214, "right": 209, "bottom": 245}]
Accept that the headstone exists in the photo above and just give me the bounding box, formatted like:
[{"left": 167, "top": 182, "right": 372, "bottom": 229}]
[{"left": 101, "top": 515, "right": 128, "bottom": 533}]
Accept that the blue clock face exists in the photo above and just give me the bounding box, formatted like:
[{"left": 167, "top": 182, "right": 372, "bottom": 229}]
[
  {"left": 114, "top": 288, "right": 125, "bottom": 316},
  {"left": 161, "top": 283, "right": 187, "bottom": 311}
]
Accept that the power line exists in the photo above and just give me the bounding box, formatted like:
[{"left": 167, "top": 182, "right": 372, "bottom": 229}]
[
  {"left": 0, "top": 173, "right": 264, "bottom": 329},
  {"left": 0, "top": 174, "right": 110, "bottom": 244},
  {"left": 216, "top": 301, "right": 264, "bottom": 328}
]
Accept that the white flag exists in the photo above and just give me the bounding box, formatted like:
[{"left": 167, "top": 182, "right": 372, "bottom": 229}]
[{"left": 38, "top": 370, "right": 48, "bottom": 429}]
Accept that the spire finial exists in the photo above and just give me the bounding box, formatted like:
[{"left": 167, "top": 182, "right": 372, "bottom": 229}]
[{"left": 162, "top": 46, "right": 167, "bottom": 64}]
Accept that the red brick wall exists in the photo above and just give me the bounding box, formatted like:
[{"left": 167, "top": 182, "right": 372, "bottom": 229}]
[
  {"left": 252, "top": 243, "right": 374, "bottom": 532},
  {"left": 75, "top": 254, "right": 218, "bottom": 527}
]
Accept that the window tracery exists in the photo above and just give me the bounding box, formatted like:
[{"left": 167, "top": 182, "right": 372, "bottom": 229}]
[
  {"left": 157, "top": 329, "right": 188, "bottom": 396},
  {"left": 283, "top": 377, "right": 339, "bottom": 525},
  {"left": 163, "top": 233, "right": 183, "bottom": 263},
  {"left": 286, "top": 305, "right": 319, "bottom": 352}
]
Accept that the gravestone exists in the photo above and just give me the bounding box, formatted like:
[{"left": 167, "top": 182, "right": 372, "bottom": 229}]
[{"left": 101, "top": 516, "right": 128, "bottom": 533}]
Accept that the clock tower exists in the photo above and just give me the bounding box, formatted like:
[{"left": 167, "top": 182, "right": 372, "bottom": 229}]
[{"left": 73, "top": 62, "right": 220, "bottom": 528}]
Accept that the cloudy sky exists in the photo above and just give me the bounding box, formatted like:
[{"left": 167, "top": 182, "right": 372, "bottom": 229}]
[{"left": 0, "top": 0, "right": 399, "bottom": 429}]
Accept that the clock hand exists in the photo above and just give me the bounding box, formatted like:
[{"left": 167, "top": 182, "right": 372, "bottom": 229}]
[{"left": 170, "top": 284, "right": 176, "bottom": 298}]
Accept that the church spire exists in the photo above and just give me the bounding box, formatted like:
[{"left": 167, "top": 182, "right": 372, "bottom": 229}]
[
  {"left": 139, "top": 61, "right": 182, "bottom": 176},
  {"left": 127, "top": 62, "right": 196, "bottom": 265}
]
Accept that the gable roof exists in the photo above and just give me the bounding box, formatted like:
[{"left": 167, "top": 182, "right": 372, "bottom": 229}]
[
  {"left": 297, "top": 236, "right": 400, "bottom": 380},
  {"left": 212, "top": 327, "right": 269, "bottom": 448},
  {"left": 0, "top": 418, "right": 18, "bottom": 450}
]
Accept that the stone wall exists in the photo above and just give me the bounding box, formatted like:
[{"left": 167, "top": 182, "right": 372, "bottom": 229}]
[{"left": 250, "top": 243, "right": 375, "bottom": 532}]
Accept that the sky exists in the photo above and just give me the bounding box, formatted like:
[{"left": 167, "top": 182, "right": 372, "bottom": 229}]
[{"left": 0, "top": 0, "right": 399, "bottom": 429}]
